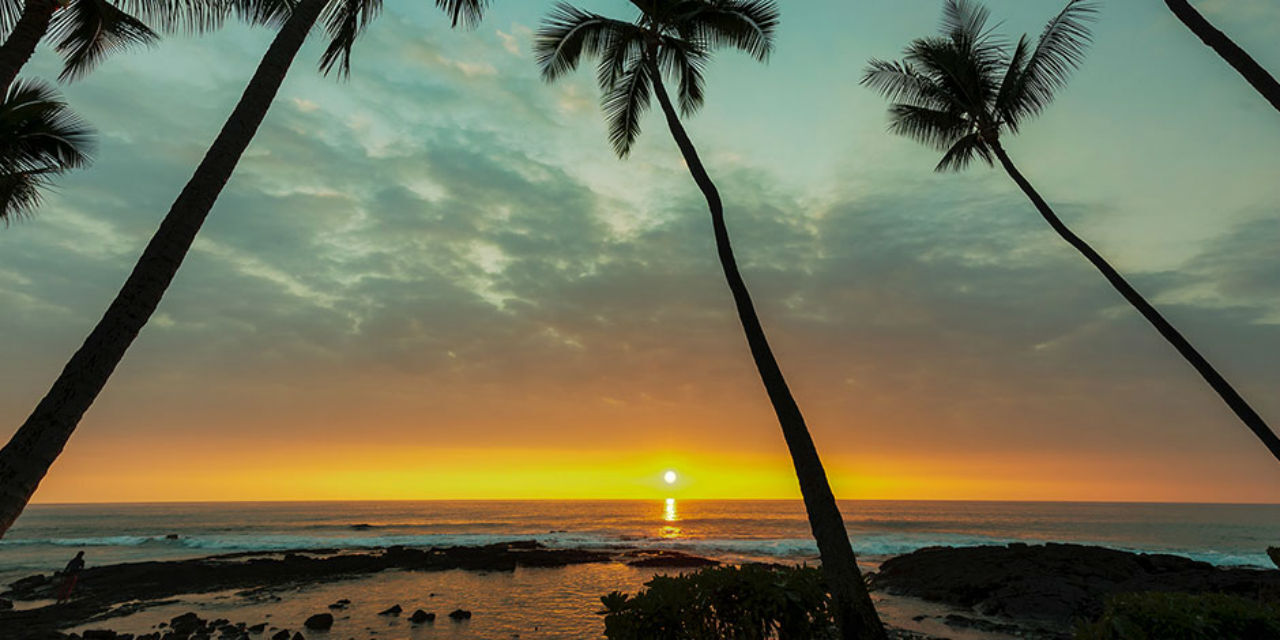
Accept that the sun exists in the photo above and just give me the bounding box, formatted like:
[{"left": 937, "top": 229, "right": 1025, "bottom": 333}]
[{"left": 663, "top": 470, "right": 677, "bottom": 485}]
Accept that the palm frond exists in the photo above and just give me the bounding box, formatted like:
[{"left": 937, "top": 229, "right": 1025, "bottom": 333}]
[
  {"left": 595, "top": 22, "right": 645, "bottom": 89},
  {"left": 50, "top": 0, "right": 159, "bottom": 82},
  {"left": 602, "top": 57, "right": 651, "bottom": 157},
  {"left": 0, "top": 0, "right": 25, "bottom": 36},
  {"left": 658, "top": 36, "right": 707, "bottom": 115},
  {"left": 535, "top": 3, "right": 640, "bottom": 82},
  {"left": 686, "top": 0, "right": 778, "bottom": 61},
  {"left": 993, "top": 34, "right": 1030, "bottom": 132},
  {"left": 0, "top": 169, "right": 55, "bottom": 224},
  {"left": 886, "top": 103, "right": 970, "bottom": 152},
  {"left": 230, "top": 0, "right": 293, "bottom": 30},
  {"left": 940, "top": 0, "right": 991, "bottom": 40},
  {"left": 1001, "top": 0, "right": 1097, "bottom": 126},
  {"left": 934, "top": 131, "right": 992, "bottom": 172},
  {"left": 0, "top": 79, "right": 94, "bottom": 224},
  {"left": 109, "top": 0, "right": 229, "bottom": 34},
  {"left": 0, "top": 79, "right": 93, "bottom": 173},
  {"left": 860, "top": 59, "right": 951, "bottom": 110},
  {"left": 435, "top": 0, "right": 487, "bottom": 29},
  {"left": 318, "top": 0, "right": 381, "bottom": 78}
]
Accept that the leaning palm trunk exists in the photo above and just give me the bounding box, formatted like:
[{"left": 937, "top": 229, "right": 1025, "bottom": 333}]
[
  {"left": 1163, "top": 0, "right": 1280, "bottom": 114},
  {"left": 0, "top": 0, "right": 57, "bottom": 94},
  {"left": 989, "top": 140, "right": 1280, "bottom": 463},
  {"left": 0, "top": 0, "right": 327, "bottom": 537},
  {"left": 649, "top": 63, "right": 887, "bottom": 640}
]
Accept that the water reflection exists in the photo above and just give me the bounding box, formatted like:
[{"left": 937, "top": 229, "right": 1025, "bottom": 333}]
[{"left": 660, "top": 498, "right": 682, "bottom": 538}]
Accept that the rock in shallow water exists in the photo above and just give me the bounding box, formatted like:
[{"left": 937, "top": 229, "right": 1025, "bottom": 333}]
[
  {"left": 447, "top": 609, "right": 471, "bottom": 621},
  {"left": 377, "top": 604, "right": 401, "bottom": 616},
  {"left": 302, "top": 614, "right": 332, "bottom": 630},
  {"left": 408, "top": 610, "right": 435, "bottom": 623}
]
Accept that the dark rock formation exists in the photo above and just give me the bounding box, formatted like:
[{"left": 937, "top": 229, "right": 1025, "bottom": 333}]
[
  {"left": 447, "top": 609, "right": 471, "bottom": 621},
  {"left": 623, "top": 550, "right": 720, "bottom": 568},
  {"left": 302, "top": 614, "right": 332, "bottom": 631},
  {"left": 871, "top": 543, "right": 1280, "bottom": 630},
  {"left": 407, "top": 610, "right": 434, "bottom": 624},
  {"left": 376, "top": 605, "right": 401, "bottom": 616},
  {"left": 270, "top": 631, "right": 289, "bottom": 640}
]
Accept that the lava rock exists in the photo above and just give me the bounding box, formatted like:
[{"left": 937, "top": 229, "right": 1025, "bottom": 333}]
[
  {"left": 303, "top": 614, "right": 332, "bottom": 630},
  {"left": 447, "top": 609, "right": 471, "bottom": 621},
  {"left": 83, "top": 632, "right": 117, "bottom": 640},
  {"left": 872, "top": 542, "right": 1280, "bottom": 630},
  {"left": 408, "top": 610, "right": 434, "bottom": 624},
  {"left": 377, "top": 604, "right": 401, "bottom": 616},
  {"left": 170, "top": 613, "right": 205, "bottom": 634},
  {"left": 270, "top": 631, "right": 290, "bottom": 640},
  {"left": 248, "top": 624, "right": 267, "bottom": 634},
  {"left": 0, "top": 598, "right": 11, "bottom": 611}
]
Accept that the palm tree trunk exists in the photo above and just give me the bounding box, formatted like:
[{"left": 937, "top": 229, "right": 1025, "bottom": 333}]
[
  {"left": 0, "top": 0, "right": 57, "bottom": 95},
  {"left": 1164, "top": 0, "right": 1280, "bottom": 114},
  {"left": 990, "top": 140, "right": 1280, "bottom": 463},
  {"left": 0, "top": 0, "right": 328, "bottom": 537},
  {"left": 647, "top": 62, "right": 886, "bottom": 640}
]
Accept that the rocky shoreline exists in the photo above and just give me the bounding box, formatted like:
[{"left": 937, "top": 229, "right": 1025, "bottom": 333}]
[
  {"left": 0, "top": 541, "right": 718, "bottom": 640},
  {"left": 5, "top": 541, "right": 1277, "bottom": 640},
  {"left": 872, "top": 542, "right": 1280, "bottom": 638}
]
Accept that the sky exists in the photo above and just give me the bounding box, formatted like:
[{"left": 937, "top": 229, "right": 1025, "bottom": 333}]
[{"left": 1, "top": 0, "right": 1279, "bottom": 504}]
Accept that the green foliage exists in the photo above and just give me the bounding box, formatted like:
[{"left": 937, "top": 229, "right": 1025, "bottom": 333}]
[
  {"left": 599, "top": 564, "right": 837, "bottom": 640},
  {"left": 1074, "top": 592, "right": 1280, "bottom": 640}
]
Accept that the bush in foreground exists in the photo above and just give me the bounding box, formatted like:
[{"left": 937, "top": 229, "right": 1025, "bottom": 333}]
[
  {"left": 1075, "top": 591, "right": 1280, "bottom": 640},
  {"left": 599, "top": 564, "right": 837, "bottom": 639}
]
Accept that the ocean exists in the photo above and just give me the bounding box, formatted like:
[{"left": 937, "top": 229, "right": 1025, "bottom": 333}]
[{"left": 3, "top": 500, "right": 1278, "bottom": 638}]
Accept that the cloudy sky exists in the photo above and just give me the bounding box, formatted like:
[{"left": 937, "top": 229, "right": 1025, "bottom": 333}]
[{"left": 2, "top": 0, "right": 1278, "bottom": 503}]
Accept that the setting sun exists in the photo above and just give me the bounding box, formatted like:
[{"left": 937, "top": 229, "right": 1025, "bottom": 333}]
[{"left": 663, "top": 470, "right": 678, "bottom": 485}]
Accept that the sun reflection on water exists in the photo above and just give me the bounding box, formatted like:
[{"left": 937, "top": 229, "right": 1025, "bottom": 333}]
[{"left": 660, "top": 498, "right": 682, "bottom": 538}]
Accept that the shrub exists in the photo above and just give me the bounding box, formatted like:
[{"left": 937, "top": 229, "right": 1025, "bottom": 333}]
[
  {"left": 599, "top": 564, "right": 837, "bottom": 640},
  {"left": 1074, "top": 592, "right": 1280, "bottom": 640}
]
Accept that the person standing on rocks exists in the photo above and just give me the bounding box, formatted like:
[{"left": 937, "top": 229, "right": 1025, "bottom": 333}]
[{"left": 56, "top": 551, "right": 85, "bottom": 603}]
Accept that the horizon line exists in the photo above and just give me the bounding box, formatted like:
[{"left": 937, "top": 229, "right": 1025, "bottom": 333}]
[{"left": 26, "top": 497, "right": 1280, "bottom": 507}]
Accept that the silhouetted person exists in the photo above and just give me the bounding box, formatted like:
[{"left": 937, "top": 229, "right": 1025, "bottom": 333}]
[{"left": 56, "top": 551, "right": 84, "bottom": 603}]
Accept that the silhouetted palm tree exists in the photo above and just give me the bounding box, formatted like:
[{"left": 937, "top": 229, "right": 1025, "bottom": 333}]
[
  {"left": 0, "top": 0, "right": 490, "bottom": 536},
  {"left": 863, "top": 0, "right": 1280, "bottom": 464},
  {"left": 1164, "top": 0, "right": 1280, "bottom": 114},
  {"left": 0, "top": 78, "right": 92, "bottom": 221},
  {"left": 0, "top": 0, "right": 222, "bottom": 95},
  {"left": 536, "top": 2, "right": 885, "bottom": 638}
]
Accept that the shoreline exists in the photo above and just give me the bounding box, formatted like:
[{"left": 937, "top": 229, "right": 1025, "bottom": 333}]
[{"left": 3, "top": 541, "right": 1278, "bottom": 640}]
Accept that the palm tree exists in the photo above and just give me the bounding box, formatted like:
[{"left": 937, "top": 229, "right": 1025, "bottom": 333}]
[
  {"left": 535, "top": 2, "right": 886, "bottom": 638},
  {"left": 1163, "top": 0, "right": 1280, "bottom": 114},
  {"left": 862, "top": 0, "right": 1280, "bottom": 464},
  {"left": 0, "top": 0, "right": 490, "bottom": 536},
  {"left": 0, "top": 78, "right": 93, "bottom": 222},
  {"left": 0, "top": 0, "right": 222, "bottom": 96}
]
